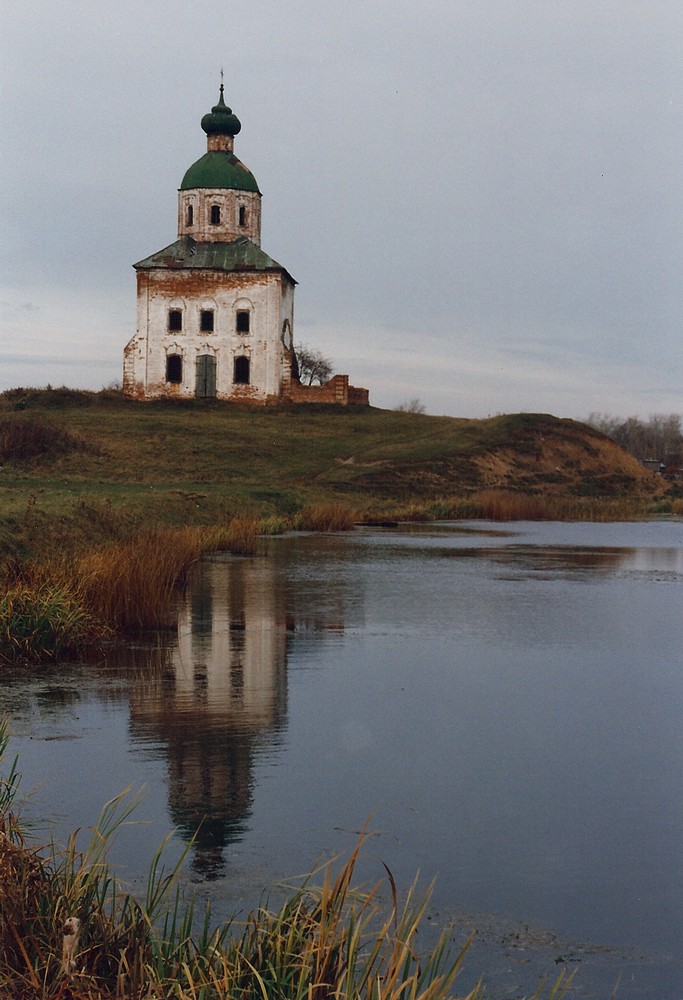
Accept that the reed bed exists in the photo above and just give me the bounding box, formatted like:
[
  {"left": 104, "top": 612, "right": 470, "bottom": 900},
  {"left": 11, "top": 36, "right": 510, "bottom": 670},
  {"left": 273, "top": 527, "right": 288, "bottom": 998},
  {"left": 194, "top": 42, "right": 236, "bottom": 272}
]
[
  {"left": 0, "top": 519, "right": 268, "bottom": 661},
  {"left": 74, "top": 527, "right": 205, "bottom": 630},
  {"left": 0, "top": 722, "right": 499, "bottom": 1000},
  {"left": 295, "top": 503, "right": 358, "bottom": 532},
  {"left": 469, "top": 490, "right": 651, "bottom": 522},
  {"left": 0, "top": 582, "right": 108, "bottom": 663},
  {"left": 378, "top": 491, "right": 652, "bottom": 524},
  {"left": 208, "top": 516, "right": 261, "bottom": 555}
]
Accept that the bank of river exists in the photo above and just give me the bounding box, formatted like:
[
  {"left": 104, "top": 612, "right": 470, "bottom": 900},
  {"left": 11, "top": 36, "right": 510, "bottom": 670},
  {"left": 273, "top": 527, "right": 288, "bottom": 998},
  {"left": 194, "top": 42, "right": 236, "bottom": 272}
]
[{"left": 2, "top": 520, "right": 682, "bottom": 998}]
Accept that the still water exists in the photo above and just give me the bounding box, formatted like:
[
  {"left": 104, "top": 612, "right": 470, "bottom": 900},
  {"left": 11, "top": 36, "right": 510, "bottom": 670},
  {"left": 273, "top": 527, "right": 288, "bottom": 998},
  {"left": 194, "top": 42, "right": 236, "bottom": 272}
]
[{"left": 2, "top": 521, "right": 682, "bottom": 997}]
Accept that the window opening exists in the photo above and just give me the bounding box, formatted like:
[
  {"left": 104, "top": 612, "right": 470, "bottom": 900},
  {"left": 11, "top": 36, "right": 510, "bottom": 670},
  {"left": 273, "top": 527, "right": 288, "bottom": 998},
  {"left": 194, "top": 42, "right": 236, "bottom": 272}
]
[
  {"left": 186, "top": 205, "right": 194, "bottom": 226},
  {"left": 238, "top": 205, "right": 247, "bottom": 227},
  {"left": 200, "top": 310, "right": 215, "bottom": 333},
  {"left": 168, "top": 309, "right": 182, "bottom": 332},
  {"left": 236, "top": 310, "right": 250, "bottom": 333},
  {"left": 234, "top": 356, "right": 250, "bottom": 384},
  {"left": 166, "top": 354, "right": 183, "bottom": 384},
  {"left": 210, "top": 204, "right": 221, "bottom": 225}
]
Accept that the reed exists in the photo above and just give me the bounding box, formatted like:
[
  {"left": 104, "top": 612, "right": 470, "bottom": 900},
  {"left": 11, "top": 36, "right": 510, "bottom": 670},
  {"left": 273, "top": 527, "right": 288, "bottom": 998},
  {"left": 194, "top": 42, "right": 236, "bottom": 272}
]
[
  {"left": 210, "top": 516, "right": 261, "bottom": 555},
  {"left": 296, "top": 502, "right": 358, "bottom": 532},
  {"left": 73, "top": 527, "right": 205, "bottom": 629},
  {"left": 0, "top": 518, "right": 278, "bottom": 660},
  {"left": 0, "top": 726, "right": 577, "bottom": 1000},
  {"left": 376, "top": 492, "right": 652, "bottom": 524},
  {"left": 0, "top": 583, "right": 107, "bottom": 663}
]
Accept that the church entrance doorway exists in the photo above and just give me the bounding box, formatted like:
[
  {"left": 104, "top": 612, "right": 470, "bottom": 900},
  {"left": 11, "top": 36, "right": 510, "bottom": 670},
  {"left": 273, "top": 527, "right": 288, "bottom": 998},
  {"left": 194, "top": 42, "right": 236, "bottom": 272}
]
[{"left": 196, "top": 354, "right": 217, "bottom": 398}]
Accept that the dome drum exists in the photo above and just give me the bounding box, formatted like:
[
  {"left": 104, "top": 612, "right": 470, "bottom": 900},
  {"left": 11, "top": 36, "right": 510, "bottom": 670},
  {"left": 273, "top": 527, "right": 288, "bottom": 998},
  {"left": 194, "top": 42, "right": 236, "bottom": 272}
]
[{"left": 178, "top": 187, "right": 261, "bottom": 245}]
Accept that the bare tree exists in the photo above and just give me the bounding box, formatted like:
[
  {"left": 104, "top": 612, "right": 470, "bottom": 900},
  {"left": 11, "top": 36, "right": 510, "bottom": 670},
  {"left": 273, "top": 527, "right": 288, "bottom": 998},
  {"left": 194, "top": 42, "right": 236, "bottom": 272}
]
[
  {"left": 294, "top": 344, "right": 333, "bottom": 385},
  {"left": 587, "top": 412, "right": 682, "bottom": 462},
  {"left": 395, "top": 398, "right": 426, "bottom": 414}
]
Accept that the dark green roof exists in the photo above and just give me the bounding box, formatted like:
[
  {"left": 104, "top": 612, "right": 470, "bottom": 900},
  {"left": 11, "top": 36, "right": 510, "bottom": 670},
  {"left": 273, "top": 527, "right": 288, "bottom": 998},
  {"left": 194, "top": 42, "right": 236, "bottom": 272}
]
[
  {"left": 180, "top": 151, "right": 260, "bottom": 192},
  {"left": 201, "top": 87, "right": 241, "bottom": 137},
  {"left": 133, "top": 237, "right": 296, "bottom": 284}
]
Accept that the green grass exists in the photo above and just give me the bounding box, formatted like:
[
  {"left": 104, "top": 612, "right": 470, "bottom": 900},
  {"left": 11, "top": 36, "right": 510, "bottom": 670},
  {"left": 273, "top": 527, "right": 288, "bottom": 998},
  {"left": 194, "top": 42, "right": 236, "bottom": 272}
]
[
  {"left": 0, "top": 582, "right": 109, "bottom": 662},
  {"left": 0, "top": 388, "right": 670, "bottom": 661},
  {"left": 0, "top": 389, "right": 665, "bottom": 554}
]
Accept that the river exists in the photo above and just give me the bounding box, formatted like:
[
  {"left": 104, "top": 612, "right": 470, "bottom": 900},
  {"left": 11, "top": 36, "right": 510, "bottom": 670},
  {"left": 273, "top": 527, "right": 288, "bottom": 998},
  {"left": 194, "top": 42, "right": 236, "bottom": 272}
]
[{"left": 1, "top": 520, "right": 682, "bottom": 997}]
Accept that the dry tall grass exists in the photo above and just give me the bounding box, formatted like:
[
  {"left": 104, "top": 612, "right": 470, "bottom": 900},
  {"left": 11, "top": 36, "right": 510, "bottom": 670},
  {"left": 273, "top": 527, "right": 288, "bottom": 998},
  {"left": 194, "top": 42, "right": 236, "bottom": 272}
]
[
  {"left": 0, "top": 413, "right": 88, "bottom": 462},
  {"left": 0, "top": 730, "right": 499, "bottom": 1000},
  {"left": 0, "top": 517, "right": 272, "bottom": 660},
  {"left": 209, "top": 516, "right": 261, "bottom": 555},
  {"left": 74, "top": 527, "right": 205, "bottom": 629},
  {"left": 380, "top": 491, "right": 652, "bottom": 524},
  {"left": 296, "top": 503, "right": 358, "bottom": 532}
]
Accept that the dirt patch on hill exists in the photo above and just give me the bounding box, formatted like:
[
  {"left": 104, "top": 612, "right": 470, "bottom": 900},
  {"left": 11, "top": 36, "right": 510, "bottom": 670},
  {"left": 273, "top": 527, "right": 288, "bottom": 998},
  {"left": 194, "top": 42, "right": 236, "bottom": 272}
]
[
  {"left": 332, "top": 415, "right": 664, "bottom": 501},
  {"left": 472, "top": 429, "right": 660, "bottom": 496}
]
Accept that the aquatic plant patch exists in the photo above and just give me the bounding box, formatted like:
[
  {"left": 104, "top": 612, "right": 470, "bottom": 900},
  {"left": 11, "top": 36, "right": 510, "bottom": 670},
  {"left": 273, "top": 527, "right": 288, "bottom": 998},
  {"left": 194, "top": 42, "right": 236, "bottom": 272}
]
[{"left": 0, "top": 584, "right": 106, "bottom": 663}]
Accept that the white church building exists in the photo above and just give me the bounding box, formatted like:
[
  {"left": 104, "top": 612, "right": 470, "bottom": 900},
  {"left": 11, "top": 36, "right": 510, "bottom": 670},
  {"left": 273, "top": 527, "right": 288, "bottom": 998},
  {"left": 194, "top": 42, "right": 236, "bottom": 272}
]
[{"left": 124, "top": 87, "right": 368, "bottom": 406}]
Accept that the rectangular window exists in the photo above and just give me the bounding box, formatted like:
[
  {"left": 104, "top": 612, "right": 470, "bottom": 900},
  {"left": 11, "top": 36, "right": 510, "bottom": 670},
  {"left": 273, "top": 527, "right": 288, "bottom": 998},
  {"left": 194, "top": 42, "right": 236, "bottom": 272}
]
[
  {"left": 168, "top": 309, "right": 182, "bottom": 332},
  {"left": 234, "top": 356, "right": 250, "bottom": 384},
  {"left": 210, "top": 205, "right": 221, "bottom": 225},
  {"left": 200, "top": 310, "right": 215, "bottom": 332},
  {"left": 186, "top": 205, "right": 194, "bottom": 226},
  {"left": 236, "top": 310, "right": 250, "bottom": 333},
  {"left": 239, "top": 206, "right": 247, "bottom": 227},
  {"left": 166, "top": 355, "right": 183, "bottom": 384}
]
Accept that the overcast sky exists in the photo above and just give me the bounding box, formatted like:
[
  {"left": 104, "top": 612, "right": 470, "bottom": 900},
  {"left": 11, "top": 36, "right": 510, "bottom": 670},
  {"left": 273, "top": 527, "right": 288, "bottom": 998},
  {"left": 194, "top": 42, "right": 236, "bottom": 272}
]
[{"left": 1, "top": 1, "right": 681, "bottom": 418}]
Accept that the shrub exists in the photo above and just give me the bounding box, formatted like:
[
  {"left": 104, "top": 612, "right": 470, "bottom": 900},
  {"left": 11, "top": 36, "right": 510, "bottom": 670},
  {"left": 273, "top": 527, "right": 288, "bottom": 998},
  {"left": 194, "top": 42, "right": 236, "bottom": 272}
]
[{"left": 0, "top": 414, "right": 87, "bottom": 462}]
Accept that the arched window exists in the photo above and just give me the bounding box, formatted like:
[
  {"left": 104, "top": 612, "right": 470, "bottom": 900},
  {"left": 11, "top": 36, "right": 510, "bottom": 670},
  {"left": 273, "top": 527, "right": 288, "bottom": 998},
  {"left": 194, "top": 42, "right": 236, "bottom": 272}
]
[
  {"left": 210, "top": 204, "right": 221, "bottom": 225},
  {"left": 166, "top": 354, "right": 183, "bottom": 384},
  {"left": 186, "top": 205, "right": 194, "bottom": 226},
  {"left": 238, "top": 205, "right": 247, "bottom": 227},
  {"left": 234, "top": 356, "right": 250, "bottom": 384}
]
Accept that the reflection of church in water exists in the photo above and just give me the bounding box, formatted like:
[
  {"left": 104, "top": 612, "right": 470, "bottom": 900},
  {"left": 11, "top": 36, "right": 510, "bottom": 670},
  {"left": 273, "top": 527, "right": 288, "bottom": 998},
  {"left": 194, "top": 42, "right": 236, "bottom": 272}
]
[{"left": 129, "top": 556, "right": 290, "bottom": 879}]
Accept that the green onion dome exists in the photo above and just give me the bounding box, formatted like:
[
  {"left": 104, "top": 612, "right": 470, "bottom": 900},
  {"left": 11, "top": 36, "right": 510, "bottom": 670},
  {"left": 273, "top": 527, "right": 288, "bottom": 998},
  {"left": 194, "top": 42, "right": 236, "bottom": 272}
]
[
  {"left": 201, "top": 86, "right": 242, "bottom": 137},
  {"left": 180, "top": 87, "right": 260, "bottom": 193}
]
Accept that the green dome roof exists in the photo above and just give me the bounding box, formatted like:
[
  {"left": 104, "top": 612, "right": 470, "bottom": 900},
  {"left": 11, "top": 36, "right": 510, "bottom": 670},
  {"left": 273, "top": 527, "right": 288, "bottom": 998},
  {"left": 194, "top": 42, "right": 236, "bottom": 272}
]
[
  {"left": 180, "top": 151, "right": 260, "bottom": 192},
  {"left": 201, "top": 86, "right": 241, "bottom": 137}
]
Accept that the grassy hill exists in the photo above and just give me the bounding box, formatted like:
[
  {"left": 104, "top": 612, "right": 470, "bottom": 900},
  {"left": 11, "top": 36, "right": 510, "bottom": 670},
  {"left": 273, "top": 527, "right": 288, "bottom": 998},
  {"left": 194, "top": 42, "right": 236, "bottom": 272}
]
[{"left": 0, "top": 387, "right": 668, "bottom": 553}]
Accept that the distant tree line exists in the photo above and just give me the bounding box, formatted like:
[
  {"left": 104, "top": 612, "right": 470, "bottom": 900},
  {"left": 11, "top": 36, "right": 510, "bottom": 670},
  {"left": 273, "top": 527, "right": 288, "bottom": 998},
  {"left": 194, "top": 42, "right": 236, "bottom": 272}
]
[{"left": 587, "top": 412, "right": 682, "bottom": 464}]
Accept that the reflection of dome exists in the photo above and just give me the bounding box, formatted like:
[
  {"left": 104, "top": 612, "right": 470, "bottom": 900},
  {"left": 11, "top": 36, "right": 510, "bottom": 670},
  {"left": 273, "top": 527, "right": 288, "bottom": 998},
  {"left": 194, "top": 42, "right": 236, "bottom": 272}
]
[{"left": 166, "top": 727, "right": 255, "bottom": 880}]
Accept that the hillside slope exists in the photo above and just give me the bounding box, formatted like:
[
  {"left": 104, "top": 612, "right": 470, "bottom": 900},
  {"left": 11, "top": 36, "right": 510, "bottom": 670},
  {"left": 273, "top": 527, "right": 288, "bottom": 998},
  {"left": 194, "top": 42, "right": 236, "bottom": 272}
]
[
  {"left": 326, "top": 412, "right": 659, "bottom": 500},
  {"left": 0, "top": 392, "right": 664, "bottom": 530}
]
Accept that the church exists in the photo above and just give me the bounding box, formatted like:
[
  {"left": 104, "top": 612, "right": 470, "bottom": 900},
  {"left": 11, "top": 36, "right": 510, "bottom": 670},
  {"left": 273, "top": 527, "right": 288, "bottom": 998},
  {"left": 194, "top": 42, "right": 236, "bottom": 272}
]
[{"left": 123, "top": 87, "right": 368, "bottom": 406}]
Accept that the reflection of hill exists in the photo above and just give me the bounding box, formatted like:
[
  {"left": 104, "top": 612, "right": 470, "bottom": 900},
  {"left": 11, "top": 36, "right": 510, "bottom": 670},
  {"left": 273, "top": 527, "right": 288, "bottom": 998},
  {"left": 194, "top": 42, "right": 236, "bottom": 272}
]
[{"left": 129, "top": 555, "right": 288, "bottom": 878}]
